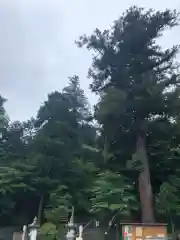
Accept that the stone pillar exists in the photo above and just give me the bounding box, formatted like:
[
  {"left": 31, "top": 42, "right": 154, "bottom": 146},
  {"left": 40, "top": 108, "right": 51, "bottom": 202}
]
[{"left": 28, "top": 217, "right": 40, "bottom": 240}]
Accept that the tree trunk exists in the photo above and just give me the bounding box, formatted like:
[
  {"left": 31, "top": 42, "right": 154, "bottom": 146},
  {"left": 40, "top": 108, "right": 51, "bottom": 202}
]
[
  {"left": 37, "top": 195, "right": 44, "bottom": 225},
  {"left": 169, "top": 212, "right": 175, "bottom": 234},
  {"left": 136, "top": 134, "right": 155, "bottom": 223}
]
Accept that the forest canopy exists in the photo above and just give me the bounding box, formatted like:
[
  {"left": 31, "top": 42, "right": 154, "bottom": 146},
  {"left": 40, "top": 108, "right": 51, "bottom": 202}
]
[{"left": 0, "top": 6, "right": 180, "bottom": 231}]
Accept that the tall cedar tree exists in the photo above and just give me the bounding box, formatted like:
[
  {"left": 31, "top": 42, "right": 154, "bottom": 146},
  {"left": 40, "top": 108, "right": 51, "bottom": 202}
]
[
  {"left": 33, "top": 76, "right": 95, "bottom": 221},
  {"left": 0, "top": 78, "right": 97, "bottom": 224},
  {"left": 77, "top": 7, "right": 180, "bottom": 222}
]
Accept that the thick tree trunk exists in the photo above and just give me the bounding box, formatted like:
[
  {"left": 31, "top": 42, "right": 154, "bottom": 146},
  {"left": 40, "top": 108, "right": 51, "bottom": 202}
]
[{"left": 136, "top": 134, "right": 155, "bottom": 223}]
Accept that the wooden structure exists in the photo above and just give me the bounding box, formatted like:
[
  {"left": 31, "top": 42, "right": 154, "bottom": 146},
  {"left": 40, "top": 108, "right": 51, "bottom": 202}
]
[{"left": 120, "top": 223, "right": 167, "bottom": 240}]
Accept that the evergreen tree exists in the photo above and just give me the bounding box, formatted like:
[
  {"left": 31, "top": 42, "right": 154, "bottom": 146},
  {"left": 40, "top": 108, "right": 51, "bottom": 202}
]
[{"left": 77, "top": 6, "right": 180, "bottom": 222}]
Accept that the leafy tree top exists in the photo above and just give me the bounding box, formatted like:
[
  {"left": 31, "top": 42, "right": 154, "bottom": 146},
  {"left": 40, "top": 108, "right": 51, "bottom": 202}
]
[{"left": 77, "top": 6, "right": 180, "bottom": 142}]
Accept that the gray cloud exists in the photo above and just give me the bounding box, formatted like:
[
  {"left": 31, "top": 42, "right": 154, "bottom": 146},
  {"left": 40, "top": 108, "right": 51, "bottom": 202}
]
[{"left": 0, "top": 0, "right": 180, "bottom": 121}]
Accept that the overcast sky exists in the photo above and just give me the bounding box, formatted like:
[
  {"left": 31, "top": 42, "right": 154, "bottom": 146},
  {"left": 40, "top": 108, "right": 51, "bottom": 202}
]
[{"left": 1, "top": 0, "right": 180, "bottom": 121}]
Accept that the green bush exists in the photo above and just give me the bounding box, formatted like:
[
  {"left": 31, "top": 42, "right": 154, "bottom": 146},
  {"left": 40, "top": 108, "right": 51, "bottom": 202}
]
[{"left": 40, "top": 222, "right": 58, "bottom": 240}]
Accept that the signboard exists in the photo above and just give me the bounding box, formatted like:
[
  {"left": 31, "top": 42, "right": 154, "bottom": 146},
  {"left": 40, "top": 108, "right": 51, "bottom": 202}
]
[
  {"left": 121, "top": 224, "right": 167, "bottom": 240},
  {"left": 136, "top": 227, "right": 142, "bottom": 237}
]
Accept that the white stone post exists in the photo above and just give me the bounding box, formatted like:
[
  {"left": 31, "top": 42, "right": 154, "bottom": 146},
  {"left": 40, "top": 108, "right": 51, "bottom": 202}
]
[
  {"left": 28, "top": 217, "right": 38, "bottom": 240},
  {"left": 76, "top": 225, "right": 83, "bottom": 240},
  {"left": 66, "top": 207, "right": 76, "bottom": 240},
  {"left": 22, "top": 225, "right": 27, "bottom": 240}
]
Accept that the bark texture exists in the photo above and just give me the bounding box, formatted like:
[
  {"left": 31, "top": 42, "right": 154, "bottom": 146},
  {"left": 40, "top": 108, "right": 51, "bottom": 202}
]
[{"left": 136, "top": 134, "right": 155, "bottom": 223}]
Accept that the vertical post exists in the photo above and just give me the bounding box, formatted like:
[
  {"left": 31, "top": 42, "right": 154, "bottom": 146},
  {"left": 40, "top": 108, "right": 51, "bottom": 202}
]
[
  {"left": 76, "top": 225, "right": 83, "bottom": 240},
  {"left": 70, "top": 206, "right": 74, "bottom": 225},
  {"left": 115, "top": 224, "right": 119, "bottom": 240},
  {"left": 22, "top": 225, "right": 27, "bottom": 240},
  {"left": 66, "top": 206, "right": 76, "bottom": 240},
  {"left": 28, "top": 217, "right": 39, "bottom": 240}
]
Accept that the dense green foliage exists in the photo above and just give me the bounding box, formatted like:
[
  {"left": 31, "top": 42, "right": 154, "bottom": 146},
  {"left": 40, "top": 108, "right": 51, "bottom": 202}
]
[
  {"left": 77, "top": 6, "right": 180, "bottom": 223},
  {"left": 0, "top": 5, "right": 180, "bottom": 230}
]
